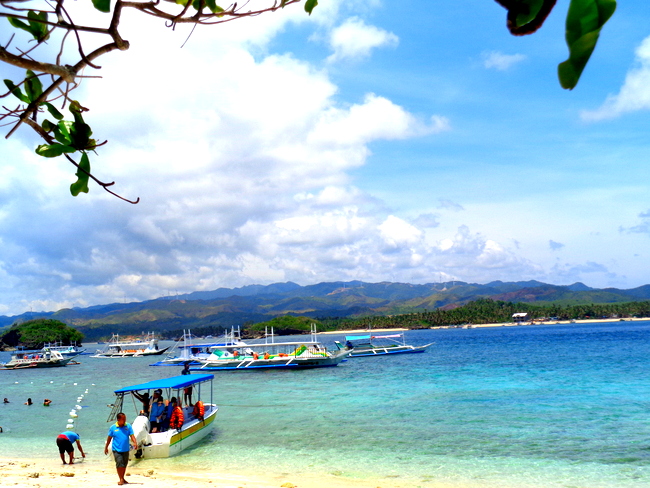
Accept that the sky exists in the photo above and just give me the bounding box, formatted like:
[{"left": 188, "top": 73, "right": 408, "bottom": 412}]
[{"left": 1, "top": 0, "right": 650, "bottom": 316}]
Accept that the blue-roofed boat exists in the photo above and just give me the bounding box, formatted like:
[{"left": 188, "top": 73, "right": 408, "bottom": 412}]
[
  {"left": 191, "top": 325, "right": 350, "bottom": 371},
  {"left": 150, "top": 328, "right": 247, "bottom": 367},
  {"left": 334, "top": 332, "right": 433, "bottom": 357},
  {"left": 108, "top": 374, "right": 218, "bottom": 458}
]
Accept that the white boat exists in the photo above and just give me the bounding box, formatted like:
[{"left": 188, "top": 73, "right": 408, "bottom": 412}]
[
  {"left": 108, "top": 374, "right": 218, "bottom": 458},
  {"left": 150, "top": 327, "right": 247, "bottom": 367},
  {"left": 193, "top": 325, "right": 349, "bottom": 371},
  {"left": 92, "top": 332, "right": 169, "bottom": 358},
  {"left": 42, "top": 342, "right": 86, "bottom": 357},
  {"left": 334, "top": 332, "right": 433, "bottom": 357},
  {"left": 1, "top": 348, "right": 74, "bottom": 369}
]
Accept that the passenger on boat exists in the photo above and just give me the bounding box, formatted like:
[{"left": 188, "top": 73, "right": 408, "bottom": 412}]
[
  {"left": 192, "top": 400, "right": 205, "bottom": 421},
  {"left": 160, "top": 396, "right": 176, "bottom": 432},
  {"left": 56, "top": 430, "right": 85, "bottom": 464},
  {"left": 149, "top": 397, "right": 166, "bottom": 433},
  {"left": 169, "top": 398, "right": 184, "bottom": 431},
  {"left": 263, "top": 352, "right": 270, "bottom": 360},
  {"left": 181, "top": 362, "right": 191, "bottom": 375},
  {"left": 132, "top": 391, "right": 151, "bottom": 416},
  {"left": 233, "top": 350, "right": 240, "bottom": 358}
]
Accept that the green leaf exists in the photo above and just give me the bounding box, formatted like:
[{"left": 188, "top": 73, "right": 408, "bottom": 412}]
[
  {"left": 54, "top": 121, "right": 73, "bottom": 145},
  {"left": 41, "top": 119, "right": 55, "bottom": 133},
  {"left": 27, "top": 10, "right": 49, "bottom": 42},
  {"left": 24, "top": 70, "right": 43, "bottom": 102},
  {"left": 91, "top": 0, "right": 111, "bottom": 13},
  {"left": 304, "top": 0, "right": 318, "bottom": 15},
  {"left": 3, "top": 79, "right": 29, "bottom": 103},
  {"left": 558, "top": 0, "right": 617, "bottom": 90},
  {"left": 514, "top": 0, "right": 545, "bottom": 27},
  {"left": 44, "top": 103, "right": 64, "bottom": 120},
  {"left": 7, "top": 16, "right": 30, "bottom": 31},
  {"left": 204, "top": 0, "right": 224, "bottom": 13},
  {"left": 70, "top": 121, "right": 93, "bottom": 149},
  {"left": 35, "top": 143, "right": 76, "bottom": 158},
  {"left": 70, "top": 152, "right": 91, "bottom": 196}
]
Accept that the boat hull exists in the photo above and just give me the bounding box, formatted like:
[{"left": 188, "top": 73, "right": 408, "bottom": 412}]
[
  {"left": 94, "top": 346, "right": 170, "bottom": 358},
  {"left": 193, "top": 350, "right": 349, "bottom": 371},
  {"left": 348, "top": 343, "right": 433, "bottom": 357},
  {"left": 2, "top": 358, "right": 72, "bottom": 369},
  {"left": 135, "top": 405, "right": 218, "bottom": 458}
]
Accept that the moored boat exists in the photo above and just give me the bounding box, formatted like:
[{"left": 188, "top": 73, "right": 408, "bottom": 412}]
[
  {"left": 192, "top": 326, "right": 349, "bottom": 371},
  {"left": 108, "top": 374, "right": 218, "bottom": 458},
  {"left": 42, "top": 342, "right": 86, "bottom": 357},
  {"left": 334, "top": 332, "right": 433, "bottom": 357},
  {"left": 150, "top": 327, "right": 247, "bottom": 367},
  {"left": 92, "top": 332, "right": 169, "bottom": 358},
  {"left": 1, "top": 348, "right": 74, "bottom": 369}
]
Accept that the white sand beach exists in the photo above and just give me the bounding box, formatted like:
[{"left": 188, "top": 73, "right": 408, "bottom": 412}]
[{"left": 0, "top": 457, "right": 462, "bottom": 488}]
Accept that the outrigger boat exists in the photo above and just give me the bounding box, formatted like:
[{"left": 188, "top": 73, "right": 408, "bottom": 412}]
[
  {"left": 93, "top": 332, "right": 169, "bottom": 358},
  {"left": 1, "top": 348, "right": 74, "bottom": 369},
  {"left": 192, "top": 325, "right": 349, "bottom": 371},
  {"left": 150, "top": 328, "right": 247, "bottom": 367},
  {"left": 334, "top": 333, "right": 433, "bottom": 357},
  {"left": 108, "top": 374, "right": 218, "bottom": 458},
  {"left": 42, "top": 342, "right": 86, "bottom": 357}
]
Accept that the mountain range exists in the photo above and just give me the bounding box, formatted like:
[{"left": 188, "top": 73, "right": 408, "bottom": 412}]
[{"left": 3, "top": 280, "right": 650, "bottom": 340}]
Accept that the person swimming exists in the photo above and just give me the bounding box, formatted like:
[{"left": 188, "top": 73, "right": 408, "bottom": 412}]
[{"left": 24, "top": 398, "right": 32, "bottom": 405}]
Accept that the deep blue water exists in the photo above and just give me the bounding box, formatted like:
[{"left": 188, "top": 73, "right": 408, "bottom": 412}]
[{"left": 2, "top": 321, "right": 650, "bottom": 487}]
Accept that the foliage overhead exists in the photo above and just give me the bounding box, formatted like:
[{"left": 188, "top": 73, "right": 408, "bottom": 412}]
[
  {"left": 0, "top": 0, "right": 616, "bottom": 200},
  {"left": 0, "top": 318, "right": 84, "bottom": 349}
]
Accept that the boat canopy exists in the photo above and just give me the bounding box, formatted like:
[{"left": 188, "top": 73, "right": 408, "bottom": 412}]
[
  {"left": 345, "top": 335, "right": 371, "bottom": 341},
  {"left": 114, "top": 374, "right": 214, "bottom": 394}
]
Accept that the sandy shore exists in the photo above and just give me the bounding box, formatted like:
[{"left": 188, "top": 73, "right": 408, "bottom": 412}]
[{"left": 0, "top": 457, "right": 451, "bottom": 488}]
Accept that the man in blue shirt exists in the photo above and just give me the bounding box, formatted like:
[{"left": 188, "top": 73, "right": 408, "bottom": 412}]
[
  {"left": 56, "top": 430, "right": 85, "bottom": 464},
  {"left": 104, "top": 412, "right": 137, "bottom": 486}
]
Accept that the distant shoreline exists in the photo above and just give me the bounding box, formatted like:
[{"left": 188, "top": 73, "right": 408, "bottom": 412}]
[{"left": 318, "top": 317, "right": 649, "bottom": 334}]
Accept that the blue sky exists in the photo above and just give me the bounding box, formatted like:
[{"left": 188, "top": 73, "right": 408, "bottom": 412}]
[{"left": 1, "top": 0, "right": 650, "bottom": 316}]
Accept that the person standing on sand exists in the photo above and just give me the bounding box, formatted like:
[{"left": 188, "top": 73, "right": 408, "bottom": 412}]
[
  {"left": 104, "top": 412, "right": 137, "bottom": 486},
  {"left": 56, "top": 430, "right": 85, "bottom": 464}
]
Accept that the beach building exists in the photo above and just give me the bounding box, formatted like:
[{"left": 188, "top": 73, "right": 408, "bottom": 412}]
[{"left": 512, "top": 312, "right": 528, "bottom": 324}]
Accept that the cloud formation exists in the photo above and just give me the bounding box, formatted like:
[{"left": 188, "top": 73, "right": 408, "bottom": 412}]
[
  {"left": 481, "top": 51, "right": 527, "bottom": 71},
  {"left": 327, "top": 17, "right": 399, "bottom": 63},
  {"left": 581, "top": 36, "right": 650, "bottom": 121}
]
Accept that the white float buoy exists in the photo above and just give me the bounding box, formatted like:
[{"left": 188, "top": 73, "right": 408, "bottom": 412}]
[
  {"left": 66, "top": 424, "right": 74, "bottom": 429},
  {"left": 70, "top": 413, "right": 78, "bottom": 418},
  {"left": 75, "top": 405, "right": 82, "bottom": 410},
  {"left": 67, "top": 418, "right": 74, "bottom": 423},
  {"left": 73, "top": 383, "right": 77, "bottom": 386},
  {"left": 50, "top": 381, "right": 54, "bottom": 383},
  {"left": 14, "top": 381, "right": 18, "bottom": 384}
]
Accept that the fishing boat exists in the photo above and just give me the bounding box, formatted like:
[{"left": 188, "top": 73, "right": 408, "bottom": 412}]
[
  {"left": 42, "top": 342, "right": 86, "bottom": 357},
  {"left": 192, "top": 325, "right": 349, "bottom": 371},
  {"left": 92, "top": 332, "right": 169, "bottom": 358},
  {"left": 150, "top": 327, "right": 247, "bottom": 367},
  {"left": 108, "top": 374, "right": 218, "bottom": 458},
  {"left": 1, "top": 348, "right": 74, "bottom": 369},
  {"left": 334, "top": 332, "right": 433, "bottom": 357}
]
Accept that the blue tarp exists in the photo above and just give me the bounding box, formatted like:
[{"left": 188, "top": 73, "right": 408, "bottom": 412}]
[
  {"left": 345, "top": 335, "right": 371, "bottom": 341},
  {"left": 114, "top": 374, "right": 214, "bottom": 394}
]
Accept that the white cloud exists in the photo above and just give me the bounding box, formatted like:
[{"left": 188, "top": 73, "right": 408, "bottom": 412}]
[
  {"left": 327, "top": 17, "right": 398, "bottom": 63},
  {"left": 581, "top": 36, "right": 650, "bottom": 121},
  {"left": 481, "top": 51, "right": 527, "bottom": 71}
]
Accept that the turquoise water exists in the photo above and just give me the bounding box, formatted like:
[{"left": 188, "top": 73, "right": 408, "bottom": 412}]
[{"left": 2, "top": 322, "right": 650, "bottom": 487}]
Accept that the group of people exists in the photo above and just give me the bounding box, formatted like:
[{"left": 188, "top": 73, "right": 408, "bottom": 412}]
[
  {"left": 49, "top": 387, "right": 206, "bottom": 486},
  {"left": 133, "top": 388, "right": 204, "bottom": 433}
]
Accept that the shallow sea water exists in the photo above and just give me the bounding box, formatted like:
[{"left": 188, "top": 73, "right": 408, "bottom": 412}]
[{"left": 2, "top": 321, "right": 650, "bottom": 487}]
